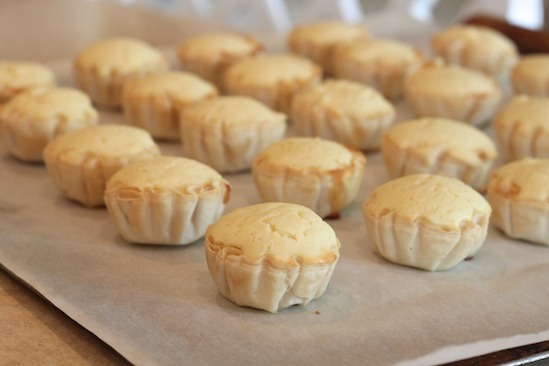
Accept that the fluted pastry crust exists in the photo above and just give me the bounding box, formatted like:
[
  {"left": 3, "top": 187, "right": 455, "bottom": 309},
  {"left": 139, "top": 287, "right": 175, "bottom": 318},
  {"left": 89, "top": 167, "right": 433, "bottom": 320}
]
[
  {"left": 363, "top": 174, "right": 491, "bottom": 271},
  {"left": 105, "top": 156, "right": 230, "bottom": 245},
  {"left": 487, "top": 158, "right": 549, "bottom": 246},
  {"left": 252, "top": 137, "right": 366, "bottom": 218},
  {"left": 205, "top": 202, "right": 340, "bottom": 312}
]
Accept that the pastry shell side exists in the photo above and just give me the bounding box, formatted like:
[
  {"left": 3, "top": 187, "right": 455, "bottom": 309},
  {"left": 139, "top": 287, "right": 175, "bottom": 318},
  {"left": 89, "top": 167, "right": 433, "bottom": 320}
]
[
  {"left": 105, "top": 179, "right": 230, "bottom": 245},
  {"left": 363, "top": 209, "right": 490, "bottom": 271},
  {"left": 205, "top": 234, "right": 339, "bottom": 313},
  {"left": 487, "top": 189, "right": 549, "bottom": 246}
]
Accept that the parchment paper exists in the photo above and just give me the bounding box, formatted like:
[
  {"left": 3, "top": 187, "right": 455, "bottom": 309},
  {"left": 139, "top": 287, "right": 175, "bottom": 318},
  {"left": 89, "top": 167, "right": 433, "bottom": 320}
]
[{"left": 1, "top": 14, "right": 549, "bottom": 366}]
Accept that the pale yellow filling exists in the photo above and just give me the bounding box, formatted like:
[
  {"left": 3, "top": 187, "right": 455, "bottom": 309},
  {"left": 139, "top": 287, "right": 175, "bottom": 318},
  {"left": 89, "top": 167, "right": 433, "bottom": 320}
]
[
  {"left": 365, "top": 174, "right": 491, "bottom": 228},
  {"left": 254, "top": 137, "right": 355, "bottom": 171},
  {"left": 490, "top": 158, "right": 549, "bottom": 201},
  {"left": 179, "top": 32, "right": 260, "bottom": 59},
  {"left": 225, "top": 54, "right": 317, "bottom": 85},
  {"left": 123, "top": 71, "right": 216, "bottom": 100},
  {"left": 45, "top": 124, "right": 158, "bottom": 159},
  {"left": 109, "top": 156, "right": 223, "bottom": 191},
  {"left": 290, "top": 20, "right": 368, "bottom": 45},
  {"left": 74, "top": 37, "right": 166, "bottom": 76},
  {"left": 384, "top": 118, "right": 496, "bottom": 166},
  {"left": 2, "top": 87, "right": 96, "bottom": 120},
  {"left": 406, "top": 64, "right": 498, "bottom": 95},
  {"left": 343, "top": 39, "right": 419, "bottom": 62},
  {"left": 293, "top": 79, "right": 393, "bottom": 119},
  {"left": 182, "top": 96, "right": 286, "bottom": 126}
]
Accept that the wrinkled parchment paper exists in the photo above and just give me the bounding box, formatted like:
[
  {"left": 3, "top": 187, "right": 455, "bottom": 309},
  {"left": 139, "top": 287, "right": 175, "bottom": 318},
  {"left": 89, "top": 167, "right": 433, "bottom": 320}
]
[{"left": 1, "top": 15, "right": 548, "bottom": 366}]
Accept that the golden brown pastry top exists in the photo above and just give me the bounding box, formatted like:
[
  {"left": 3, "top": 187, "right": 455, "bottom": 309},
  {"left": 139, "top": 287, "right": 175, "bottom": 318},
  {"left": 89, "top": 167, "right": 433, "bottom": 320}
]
[{"left": 206, "top": 202, "right": 340, "bottom": 265}]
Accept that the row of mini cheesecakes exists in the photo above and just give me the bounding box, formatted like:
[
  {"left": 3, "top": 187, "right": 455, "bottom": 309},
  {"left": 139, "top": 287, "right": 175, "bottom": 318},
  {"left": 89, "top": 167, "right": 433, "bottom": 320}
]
[
  {"left": 0, "top": 22, "right": 547, "bottom": 112},
  {"left": 0, "top": 82, "right": 546, "bottom": 212},
  {"left": 0, "top": 23, "right": 547, "bottom": 220},
  {"left": 33, "top": 124, "right": 549, "bottom": 309}
]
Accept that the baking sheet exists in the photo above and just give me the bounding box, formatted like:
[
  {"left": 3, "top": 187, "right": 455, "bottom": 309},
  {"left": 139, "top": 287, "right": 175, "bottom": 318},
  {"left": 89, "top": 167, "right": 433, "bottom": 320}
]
[{"left": 1, "top": 22, "right": 549, "bottom": 366}]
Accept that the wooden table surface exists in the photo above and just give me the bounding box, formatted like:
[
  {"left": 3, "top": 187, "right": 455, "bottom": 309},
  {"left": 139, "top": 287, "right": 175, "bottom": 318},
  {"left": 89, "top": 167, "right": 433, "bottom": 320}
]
[{"left": 1, "top": 267, "right": 129, "bottom": 365}]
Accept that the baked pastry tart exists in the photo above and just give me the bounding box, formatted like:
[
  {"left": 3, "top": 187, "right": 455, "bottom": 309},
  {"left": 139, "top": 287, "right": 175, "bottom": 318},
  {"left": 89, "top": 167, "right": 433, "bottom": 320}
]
[
  {"left": 381, "top": 117, "right": 497, "bottom": 191},
  {"left": 487, "top": 158, "right": 549, "bottom": 246},
  {"left": 205, "top": 202, "right": 340, "bottom": 312},
  {"left": 43, "top": 124, "right": 160, "bottom": 207},
  {"left": 363, "top": 174, "right": 491, "bottom": 271},
  {"left": 252, "top": 137, "right": 366, "bottom": 218}
]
